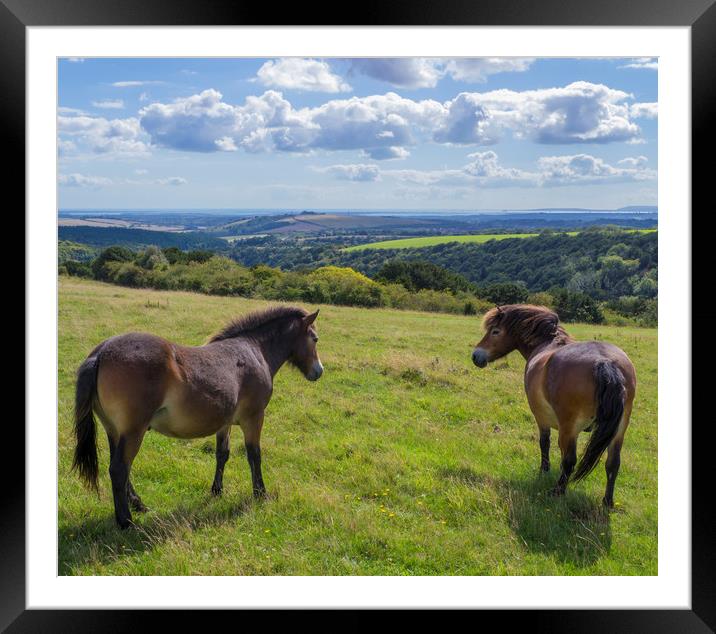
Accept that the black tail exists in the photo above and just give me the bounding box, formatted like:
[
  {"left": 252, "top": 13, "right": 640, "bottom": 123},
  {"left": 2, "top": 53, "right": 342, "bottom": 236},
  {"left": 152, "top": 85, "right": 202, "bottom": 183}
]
[
  {"left": 72, "top": 351, "right": 101, "bottom": 492},
  {"left": 573, "top": 360, "right": 625, "bottom": 482}
]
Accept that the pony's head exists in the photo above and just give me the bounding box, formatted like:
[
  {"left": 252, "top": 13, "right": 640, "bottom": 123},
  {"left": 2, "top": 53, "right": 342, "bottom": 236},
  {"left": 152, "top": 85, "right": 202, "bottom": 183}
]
[
  {"left": 472, "top": 304, "right": 562, "bottom": 368},
  {"left": 288, "top": 309, "right": 323, "bottom": 381}
]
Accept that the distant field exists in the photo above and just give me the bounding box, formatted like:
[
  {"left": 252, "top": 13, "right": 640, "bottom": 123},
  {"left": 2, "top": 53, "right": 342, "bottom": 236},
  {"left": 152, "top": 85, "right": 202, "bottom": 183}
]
[
  {"left": 346, "top": 233, "right": 563, "bottom": 251},
  {"left": 59, "top": 277, "right": 657, "bottom": 576},
  {"left": 345, "top": 229, "right": 655, "bottom": 251}
]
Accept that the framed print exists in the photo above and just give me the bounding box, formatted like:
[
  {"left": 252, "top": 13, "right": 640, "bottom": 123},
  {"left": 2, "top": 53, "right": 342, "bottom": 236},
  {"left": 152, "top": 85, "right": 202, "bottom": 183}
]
[{"left": 8, "top": 0, "right": 715, "bottom": 628}]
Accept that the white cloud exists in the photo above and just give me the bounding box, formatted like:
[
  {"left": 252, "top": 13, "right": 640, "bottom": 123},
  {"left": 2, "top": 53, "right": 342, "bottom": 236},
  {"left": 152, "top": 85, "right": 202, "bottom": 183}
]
[
  {"left": 349, "top": 57, "right": 534, "bottom": 88},
  {"left": 155, "top": 176, "right": 187, "bottom": 186},
  {"left": 617, "top": 155, "right": 649, "bottom": 168},
  {"left": 444, "top": 58, "right": 535, "bottom": 83},
  {"left": 362, "top": 146, "right": 410, "bottom": 160},
  {"left": 619, "top": 57, "right": 658, "bottom": 70},
  {"left": 92, "top": 99, "right": 125, "bottom": 109},
  {"left": 134, "top": 81, "right": 647, "bottom": 160},
  {"left": 58, "top": 114, "right": 149, "bottom": 156},
  {"left": 112, "top": 80, "right": 163, "bottom": 88},
  {"left": 630, "top": 102, "right": 658, "bottom": 119},
  {"left": 66, "top": 57, "right": 85, "bottom": 63},
  {"left": 256, "top": 59, "right": 351, "bottom": 93},
  {"left": 459, "top": 81, "right": 641, "bottom": 144},
  {"left": 349, "top": 59, "right": 444, "bottom": 89},
  {"left": 358, "top": 151, "right": 654, "bottom": 189},
  {"left": 58, "top": 106, "right": 87, "bottom": 116},
  {"left": 58, "top": 173, "right": 187, "bottom": 187},
  {"left": 59, "top": 173, "right": 113, "bottom": 187},
  {"left": 317, "top": 163, "right": 381, "bottom": 182},
  {"left": 538, "top": 153, "right": 656, "bottom": 186}
]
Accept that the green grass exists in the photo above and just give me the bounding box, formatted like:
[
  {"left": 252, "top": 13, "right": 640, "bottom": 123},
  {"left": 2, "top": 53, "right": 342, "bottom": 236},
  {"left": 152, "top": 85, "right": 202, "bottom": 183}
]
[
  {"left": 344, "top": 229, "right": 655, "bottom": 251},
  {"left": 58, "top": 277, "right": 657, "bottom": 575}
]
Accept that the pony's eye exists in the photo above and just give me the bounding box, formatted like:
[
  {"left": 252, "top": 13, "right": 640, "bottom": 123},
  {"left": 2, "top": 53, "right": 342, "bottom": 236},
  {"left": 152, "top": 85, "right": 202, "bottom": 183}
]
[{"left": 492, "top": 329, "right": 500, "bottom": 336}]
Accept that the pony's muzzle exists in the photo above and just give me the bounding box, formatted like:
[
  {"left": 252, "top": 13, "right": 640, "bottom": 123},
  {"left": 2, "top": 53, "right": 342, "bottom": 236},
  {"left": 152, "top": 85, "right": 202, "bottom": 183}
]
[
  {"left": 307, "top": 361, "right": 324, "bottom": 381},
  {"left": 472, "top": 348, "right": 488, "bottom": 368}
]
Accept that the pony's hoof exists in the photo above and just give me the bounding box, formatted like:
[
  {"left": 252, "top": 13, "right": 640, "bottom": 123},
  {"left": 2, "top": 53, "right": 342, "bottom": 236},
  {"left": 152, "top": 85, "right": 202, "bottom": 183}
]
[
  {"left": 548, "top": 486, "right": 565, "bottom": 497},
  {"left": 116, "top": 518, "right": 134, "bottom": 530},
  {"left": 211, "top": 485, "right": 223, "bottom": 497},
  {"left": 133, "top": 502, "right": 149, "bottom": 513},
  {"left": 602, "top": 497, "right": 615, "bottom": 509},
  {"left": 253, "top": 488, "right": 268, "bottom": 500}
]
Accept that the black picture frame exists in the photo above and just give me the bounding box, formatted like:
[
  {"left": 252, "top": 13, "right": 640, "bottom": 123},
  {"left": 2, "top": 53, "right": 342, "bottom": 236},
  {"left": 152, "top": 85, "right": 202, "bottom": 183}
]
[{"left": 7, "top": 0, "right": 714, "bottom": 629}]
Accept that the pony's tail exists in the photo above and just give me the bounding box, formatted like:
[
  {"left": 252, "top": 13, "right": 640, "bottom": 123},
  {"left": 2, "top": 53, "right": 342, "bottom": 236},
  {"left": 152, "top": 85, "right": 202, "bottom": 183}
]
[
  {"left": 573, "top": 360, "right": 625, "bottom": 482},
  {"left": 72, "top": 350, "right": 102, "bottom": 493}
]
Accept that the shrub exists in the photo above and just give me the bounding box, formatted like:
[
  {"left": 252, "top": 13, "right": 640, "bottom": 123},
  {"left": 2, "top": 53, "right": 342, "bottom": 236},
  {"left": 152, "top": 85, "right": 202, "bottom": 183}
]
[
  {"left": 480, "top": 282, "right": 529, "bottom": 305},
  {"left": 91, "top": 246, "right": 134, "bottom": 280},
  {"left": 307, "top": 266, "right": 384, "bottom": 307},
  {"left": 550, "top": 288, "right": 604, "bottom": 324}
]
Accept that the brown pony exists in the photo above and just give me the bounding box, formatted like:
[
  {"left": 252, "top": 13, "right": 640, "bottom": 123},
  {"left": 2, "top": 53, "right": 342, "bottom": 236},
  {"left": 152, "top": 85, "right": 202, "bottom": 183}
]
[
  {"left": 471, "top": 304, "right": 636, "bottom": 507},
  {"left": 72, "top": 305, "right": 323, "bottom": 528}
]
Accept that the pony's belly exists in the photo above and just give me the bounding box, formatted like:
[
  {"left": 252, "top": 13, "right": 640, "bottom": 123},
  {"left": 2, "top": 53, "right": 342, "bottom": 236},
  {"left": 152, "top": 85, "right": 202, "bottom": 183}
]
[{"left": 149, "top": 406, "right": 227, "bottom": 439}]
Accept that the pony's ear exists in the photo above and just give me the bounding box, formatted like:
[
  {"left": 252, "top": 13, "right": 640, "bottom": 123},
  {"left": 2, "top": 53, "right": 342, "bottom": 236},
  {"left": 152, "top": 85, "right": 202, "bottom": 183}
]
[{"left": 303, "top": 309, "right": 319, "bottom": 328}]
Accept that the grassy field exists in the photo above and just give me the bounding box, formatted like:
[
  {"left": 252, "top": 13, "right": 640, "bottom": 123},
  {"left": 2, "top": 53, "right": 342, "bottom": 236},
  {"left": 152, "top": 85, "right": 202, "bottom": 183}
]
[
  {"left": 344, "top": 229, "right": 656, "bottom": 251},
  {"left": 58, "top": 277, "right": 657, "bottom": 575}
]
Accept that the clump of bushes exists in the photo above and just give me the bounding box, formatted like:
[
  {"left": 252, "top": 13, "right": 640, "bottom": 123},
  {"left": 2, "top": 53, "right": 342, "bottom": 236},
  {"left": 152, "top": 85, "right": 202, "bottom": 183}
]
[{"left": 62, "top": 246, "right": 490, "bottom": 317}]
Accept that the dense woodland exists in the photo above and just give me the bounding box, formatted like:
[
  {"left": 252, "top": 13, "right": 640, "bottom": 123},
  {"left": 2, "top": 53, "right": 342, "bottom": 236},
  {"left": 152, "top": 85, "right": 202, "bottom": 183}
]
[{"left": 59, "top": 225, "right": 658, "bottom": 325}]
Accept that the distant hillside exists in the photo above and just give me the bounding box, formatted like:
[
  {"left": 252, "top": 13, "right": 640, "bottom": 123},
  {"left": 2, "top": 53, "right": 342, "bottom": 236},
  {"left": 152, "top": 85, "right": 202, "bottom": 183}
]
[
  {"left": 58, "top": 226, "right": 227, "bottom": 251},
  {"left": 330, "top": 229, "right": 658, "bottom": 301}
]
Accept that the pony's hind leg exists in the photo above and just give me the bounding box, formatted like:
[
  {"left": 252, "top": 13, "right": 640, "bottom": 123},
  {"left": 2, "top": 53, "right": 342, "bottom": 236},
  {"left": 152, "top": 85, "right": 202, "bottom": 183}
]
[
  {"left": 550, "top": 426, "right": 578, "bottom": 496},
  {"left": 539, "top": 428, "right": 551, "bottom": 472},
  {"left": 108, "top": 429, "right": 146, "bottom": 529},
  {"left": 603, "top": 437, "right": 623, "bottom": 508},
  {"left": 108, "top": 433, "right": 147, "bottom": 512},
  {"left": 211, "top": 425, "right": 232, "bottom": 496},
  {"left": 603, "top": 405, "right": 631, "bottom": 508}
]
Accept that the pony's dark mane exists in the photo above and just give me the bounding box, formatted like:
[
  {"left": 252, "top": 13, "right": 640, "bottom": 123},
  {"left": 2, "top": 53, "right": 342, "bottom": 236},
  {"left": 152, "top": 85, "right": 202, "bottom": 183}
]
[
  {"left": 209, "top": 305, "right": 308, "bottom": 342},
  {"left": 482, "top": 304, "right": 573, "bottom": 348}
]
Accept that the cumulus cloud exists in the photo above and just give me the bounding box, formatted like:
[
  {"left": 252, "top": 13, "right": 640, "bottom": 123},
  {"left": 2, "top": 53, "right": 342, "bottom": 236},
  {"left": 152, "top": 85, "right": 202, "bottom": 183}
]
[
  {"left": 538, "top": 153, "right": 656, "bottom": 186},
  {"left": 58, "top": 113, "right": 149, "bottom": 156},
  {"left": 133, "top": 81, "right": 648, "bottom": 161},
  {"left": 617, "top": 155, "right": 649, "bottom": 168},
  {"left": 256, "top": 58, "right": 351, "bottom": 93},
  {"left": 360, "top": 151, "right": 655, "bottom": 189},
  {"left": 619, "top": 57, "right": 658, "bottom": 70},
  {"left": 318, "top": 163, "right": 381, "bottom": 182},
  {"left": 349, "top": 57, "right": 534, "bottom": 88},
  {"left": 630, "top": 102, "right": 658, "bottom": 119},
  {"left": 92, "top": 99, "right": 124, "bottom": 109},
  {"left": 362, "top": 146, "right": 410, "bottom": 160},
  {"left": 349, "top": 59, "right": 444, "bottom": 89},
  {"left": 444, "top": 58, "right": 535, "bottom": 83}
]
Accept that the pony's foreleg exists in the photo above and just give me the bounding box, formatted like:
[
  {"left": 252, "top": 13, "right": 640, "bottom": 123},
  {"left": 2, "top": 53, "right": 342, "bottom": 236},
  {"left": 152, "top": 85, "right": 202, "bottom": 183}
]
[
  {"left": 211, "top": 425, "right": 232, "bottom": 496},
  {"left": 240, "top": 412, "right": 266, "bottom": 499},
  {"left": 551, "top": 428, "right": 577, "bottom": 496},
  {"left": 108, "top": 429, "right": 146, "bottom": 529}
]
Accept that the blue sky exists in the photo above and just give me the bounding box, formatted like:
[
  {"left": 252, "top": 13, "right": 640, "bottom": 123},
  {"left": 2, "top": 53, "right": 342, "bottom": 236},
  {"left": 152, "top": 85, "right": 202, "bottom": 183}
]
[{"left": 58, "top": 57, "right": 657, "bottom": 211}]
